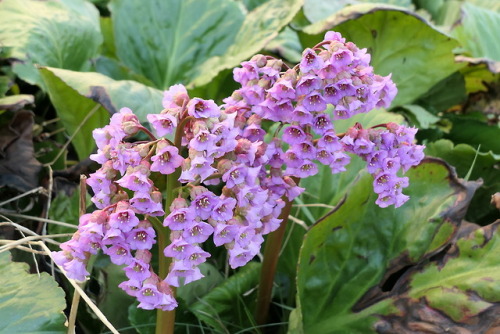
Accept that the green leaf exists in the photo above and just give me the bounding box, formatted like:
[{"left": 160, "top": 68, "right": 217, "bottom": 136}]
[
  {"left": 190, "top": 262, "right": 261, "bottom": 333},
  {"left": 109, "top": 0, "right": 245, "bottom": 89},
  {"left": 303, "top": 0, "right": 413, "bottom": 23},
  {"left": 397, "top": 104, "right": 440, "bottom": 128},
  {"left": 414, "top": 71, "right": 467, "bottom": 112},
  {"left": 191, "top": 0, "right": 303, "bottom": 87},
  {"left": 94, "top": 56, "right": 156, "bottom": 86},
  {"left": 299, "top": 6, "right": 463, "bottom": 106},
  {"left": 265, "top": 27, "right": 303, "bottom": 63},
  {"left": 452, "top": 3, "right": 500, "bottom": 63},
  {"left": 460, "top": 62, "right": 498, "bottom": 93},
  {"left": 0, "top": 76, "right": 10, "bottom": 97},
  {"left": 0, "top": 94, "right": 34, "bottom": 111},
  {"left": 279, "top": 108, "right": 404, "bottom": 296},
  {"left": 444, "top": 114, "right": 500, "bottom": 154},
  {"left": 100, "top": 17, "right": 116, "bottom": 59},
  {"left": 0, "top": 252, "right": 66, "bottom": 333},
  {"left": 425, "top": 139, "right": 500, "bottom": 224},
  {"left": 374, "top": 222, "right": 500, "bottom": 331},
  {"left": 295, "top": 159, "right": 477, "bottom": 333},
  {"left": 0, "top": 0, "right": 102, "bottom": 87},
  {"left": 128, "top": 302, "right": 155, "bottom": 334},
  {"left": 177, "top": 263, "right": 224, "bottom": 305},
  {"left": 39, "top": 67, "right": 163, "bottom": 160}
]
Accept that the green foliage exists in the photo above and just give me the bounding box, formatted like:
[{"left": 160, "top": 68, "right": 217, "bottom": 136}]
[
  {"left": 39, "top": 67, "right": 162, "bottom": 160},
  {"left": 452, "top": 3, "right": 500, "bottom": 62},
  {"left": 372, "top": 222, "right": 500, "bottom": 332},
  {"left": 425, "top": 140, "right": 500, "bottom": 224},
  {"left": 0, "top": 0, "right": 102, "bottom": 87},
  {"left": 109, "top": 0, "right": 244, "bottom": 89},
  {"left": 292, "top": 160, "right": 477, "bottom": 333},
  {"left": 407, "top": 223, "right": 500, "bottom": 320},
  {"left": 303, "top": 0, "right": 413, "bottom": 23},
  {"left": 190, "top": 262, "right": 261, "bottom": 333},
  {"left": 191, "top": 0, "right": 303, "bottom": 87},
  {"left": 0, "top": 252, "right": 66, "bottom": 333},
  {"left": 299, "top": 6, "right": 463, "bottom": 106}
]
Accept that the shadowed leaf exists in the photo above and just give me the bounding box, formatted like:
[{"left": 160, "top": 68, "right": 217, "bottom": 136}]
[
  {"left": 0, "top": 110, "right": 42, "bottom": 192},
  {"left": 190, "top": 262, "right": 261, "bottom": 333}
]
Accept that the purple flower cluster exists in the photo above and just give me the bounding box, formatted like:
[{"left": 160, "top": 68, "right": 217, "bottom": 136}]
[
  {"left": 224, "top": 31, "right": 398, "bottom": 183},
  {"left": 53, "top": 31, "right": 424, "bottom": 311},
  {"left": 341, "top": 123, "right": 424, "bottom": 207}
]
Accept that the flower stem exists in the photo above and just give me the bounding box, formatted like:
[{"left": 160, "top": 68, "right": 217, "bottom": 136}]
[
  {"left": 155, "top": 162, "right": 181, "bottom": 334},
  {"left": 255, "top": 196, "right": 295, "bottom": 326}
]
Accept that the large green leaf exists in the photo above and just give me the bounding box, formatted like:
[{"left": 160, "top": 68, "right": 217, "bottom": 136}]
[
  {"left": 293, "top": 159, "right": 477, "bottom": 333},
  {"left": 191, "top": 0, "right": 303, "bottom": 87},
  {"left": 397, "top": 104, "right": 440, "bottom": 129},
  {"left": 109, "top": 0, "right": 245, "bottom": 89},
  {"left": 0, "top": 0, "right": 102, "bottom": 87},
  {"left": 279, "top": 108, "right": 405, "bottom": 303},
  {"left": 444, "top": 114, "right": 500, "bottom": 154},
  {"left": 190, "top": 262, "right": 261, "bottom": 333},
  {"left": 299, "top": 6, "right": 463, "bottom": 106},
  {"left": 375, "top": 222, "right": 500, "bottom": 332},
  {"left": 0, "top": 252, "right": 66, "bottom": 333},
  {"left": 452, "top": 3, "right": 500, "bottom": 64},
  {"left": 39, "top": 67, "right": 163, "bottom": 160},
  {"left": 303, "top": 0, "right": 412, "bottom": 23},
  {"left": 425, "top": 139, "right": 500, "bottom": 224},
  {"left": 414, "top": 71, "right": 467, "bottom": 113}
]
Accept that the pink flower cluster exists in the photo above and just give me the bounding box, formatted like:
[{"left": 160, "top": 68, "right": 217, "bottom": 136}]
[{"left": 53, "top": 31, "right": 424, "bottom": 310}]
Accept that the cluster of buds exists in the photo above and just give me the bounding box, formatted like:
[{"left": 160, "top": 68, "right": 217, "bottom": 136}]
[{"left": 53, "top": 31, "right": 424, "bottom": 310}]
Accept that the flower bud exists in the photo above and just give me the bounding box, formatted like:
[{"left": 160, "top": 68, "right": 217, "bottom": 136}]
[
  {"left": 251, "top": 54, "right": 267, "bottom": 68},
  {"left": 170, "top": 197, "right": 188, "bottom": 211},
  {"left": 135, "top": 249, "right": 152, "bottom": 263}
]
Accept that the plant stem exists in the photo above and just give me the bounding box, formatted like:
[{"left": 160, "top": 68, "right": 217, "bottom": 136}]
[
  {"left": 255, "top": 196, "right": 295, "bottom": 326},
  {"left": 155, "top": 118, "right": 187, "bottom": 334},
  {"left": 155, "top": 169, "right": 179, "bottom": 334}
]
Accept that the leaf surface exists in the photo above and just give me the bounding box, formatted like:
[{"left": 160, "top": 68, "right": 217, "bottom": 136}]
[
  {"left": 0, "top": 0, "right": 101, "bottom": 87},
  {"left": 109, "top": 0, "right": 244, "bottom": 89},
  {"left": 299, "top": 6, "right": 462, "bottom": 106},
  {"left": 0, "top": 252, "right": 66, "bottom": 333},
  {"left": 39, "top": 67, "right": 162, "bottom": 160},
  {"left": 293, "top": 159, "right": 477, "bottom": 333},
  {"left": 192, "top": 0, "right": 303, "bottom": 87}
]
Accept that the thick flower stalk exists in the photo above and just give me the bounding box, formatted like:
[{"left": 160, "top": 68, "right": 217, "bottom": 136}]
[{"left": 52, "top": 31, "right": 424, "bottom": 313}]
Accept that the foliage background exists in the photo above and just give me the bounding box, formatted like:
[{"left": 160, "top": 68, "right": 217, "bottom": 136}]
[{"left": 0, "top": 0, "right": 498, "bottom": 333}]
